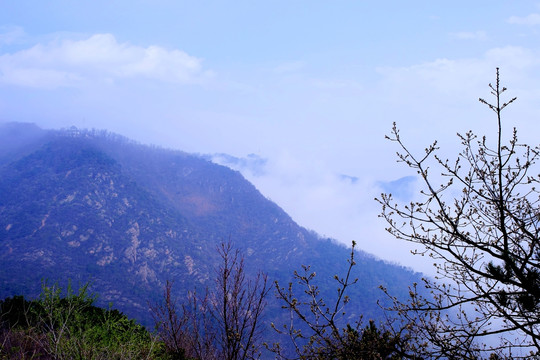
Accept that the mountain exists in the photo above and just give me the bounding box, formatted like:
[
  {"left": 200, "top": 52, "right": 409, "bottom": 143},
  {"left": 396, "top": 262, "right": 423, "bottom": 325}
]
[{"left": 0, "top": 122, "right": 422, "bottom": 337}]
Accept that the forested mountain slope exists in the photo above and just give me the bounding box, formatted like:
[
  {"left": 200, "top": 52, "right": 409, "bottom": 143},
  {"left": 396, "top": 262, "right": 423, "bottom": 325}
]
[{"left": 0, "top": 122, "right": 421, "bottom": 330}]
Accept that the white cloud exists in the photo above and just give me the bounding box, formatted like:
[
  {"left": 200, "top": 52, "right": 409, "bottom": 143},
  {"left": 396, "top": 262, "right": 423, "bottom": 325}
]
[
  {"left": 215, "top": 150, "right": 434, "bottom": 273},
  {"left": 377, "top": 46, "right": 539, "bottom": 99},
  {"left": 2, "top": 67, "right": 83, "bottom": 89},
  {"left": 0, "top": 33, "right": 211, "bottom": 89},
  {"left": 372, "top": 45, "right": 540, "bottom": 161},
  {"left": 200, "top": 44, "right": 540, "bottom": 274},
  {"left": 507, "top": 13, "right": 540, "bottom": 25},
  {"left": 449, "top": 30, "right": 487, "bottom": 41},
  {"left": 0, "top": 26, "right": 25, "bottom": 46},
  {"left": 484, "top": 46, "right": 539, "bottom": 70}
]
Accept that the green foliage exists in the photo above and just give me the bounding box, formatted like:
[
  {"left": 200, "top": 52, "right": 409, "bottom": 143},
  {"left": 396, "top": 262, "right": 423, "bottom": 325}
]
[
  {"left": 338, "top": 321, "right": 405, "bottom": 360},
  {"left": 0, "top": 281, "right": 167, "bottom": 360}
]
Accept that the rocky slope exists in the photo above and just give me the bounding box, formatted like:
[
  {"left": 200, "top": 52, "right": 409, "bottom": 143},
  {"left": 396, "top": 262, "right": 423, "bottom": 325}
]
[{"left": 0, "top": 122, "right": 421, "bottom": 330}]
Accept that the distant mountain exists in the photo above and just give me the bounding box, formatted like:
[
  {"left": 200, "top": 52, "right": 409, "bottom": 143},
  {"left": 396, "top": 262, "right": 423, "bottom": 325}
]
[
  {"left": 208, "top": 153, "right": 268, "bottom": 176},
  {"left": 0, "top": 122, "right": 422, "bottom": 341},
  {"left": 377, "top": 176, "right": 417, "bottom": 201}
]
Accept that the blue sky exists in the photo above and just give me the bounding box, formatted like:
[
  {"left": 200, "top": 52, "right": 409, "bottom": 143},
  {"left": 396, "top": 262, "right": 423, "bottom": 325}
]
[{"left": 2, "top": 1, "right": 540, "bottom": 271}]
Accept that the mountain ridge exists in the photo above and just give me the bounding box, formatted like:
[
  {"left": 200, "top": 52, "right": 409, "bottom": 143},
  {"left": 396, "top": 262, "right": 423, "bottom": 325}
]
[{"left": 0, "top": 122, "right": 422, "bottom": 334}]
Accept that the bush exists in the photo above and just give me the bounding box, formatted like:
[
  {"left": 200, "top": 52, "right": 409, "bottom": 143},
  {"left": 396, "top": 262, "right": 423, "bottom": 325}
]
[{"left": 0, "top": 281, "right": 163, "bottom": 359}]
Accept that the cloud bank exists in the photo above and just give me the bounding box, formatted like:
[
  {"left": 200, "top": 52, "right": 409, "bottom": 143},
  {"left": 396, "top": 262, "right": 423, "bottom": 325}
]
[
  {"left": 0, "top": 33, "right": 211, "bottom": 89},
  {"left": 507, "top": 13, "right": 540, "bottom": 26}
]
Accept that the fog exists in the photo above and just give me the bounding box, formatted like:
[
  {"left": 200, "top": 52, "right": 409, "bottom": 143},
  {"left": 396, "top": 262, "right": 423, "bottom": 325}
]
[{"left": 2, "top": 1, "right": 540, "bottom": 272}]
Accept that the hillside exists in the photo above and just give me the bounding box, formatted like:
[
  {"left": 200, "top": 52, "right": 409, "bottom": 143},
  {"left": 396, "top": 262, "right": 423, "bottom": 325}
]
[{"left": 0, "top": 122, "right": 422, "bottom": 336}]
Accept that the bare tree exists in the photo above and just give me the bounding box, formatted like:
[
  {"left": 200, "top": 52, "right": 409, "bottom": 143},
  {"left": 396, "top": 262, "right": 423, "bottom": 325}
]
[
  {"left": 151, "top": 242, "right": 270, "bottom": 360},
  {"left": 269, "top": 241, "right": 414, "bottom": 359},
  {"left": 150, "top": 280, "right": 194, "bottom": 359},
  {"left": 378, "top": 68, "right": 540, "bottom": 358},
  {"left": 210, "top": 242, "right": 270, "bottom": 360}
]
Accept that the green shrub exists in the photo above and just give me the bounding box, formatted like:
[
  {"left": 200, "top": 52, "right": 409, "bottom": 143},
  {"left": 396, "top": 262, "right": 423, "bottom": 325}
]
[{"left": 0, "top": 281, "right": 168, "bottom": 359}]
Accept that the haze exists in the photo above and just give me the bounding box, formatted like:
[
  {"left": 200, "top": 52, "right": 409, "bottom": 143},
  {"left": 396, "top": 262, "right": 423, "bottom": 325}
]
[{"left": 2, "top": 1, "right": 540, "bottom": 272}]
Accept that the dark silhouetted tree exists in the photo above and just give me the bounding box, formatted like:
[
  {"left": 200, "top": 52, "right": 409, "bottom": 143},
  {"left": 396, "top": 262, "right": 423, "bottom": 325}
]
[
  {"left": 268, "top": 241, "right": 415, "bottom": 359},
  {"left": 378, "top": 69, "right": 540, "bottom": 358}
]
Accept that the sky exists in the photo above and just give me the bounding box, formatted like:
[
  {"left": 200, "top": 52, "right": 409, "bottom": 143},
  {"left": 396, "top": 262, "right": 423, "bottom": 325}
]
[{"left": 2, "top": 1, "right": 540, "bottom": 273}]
